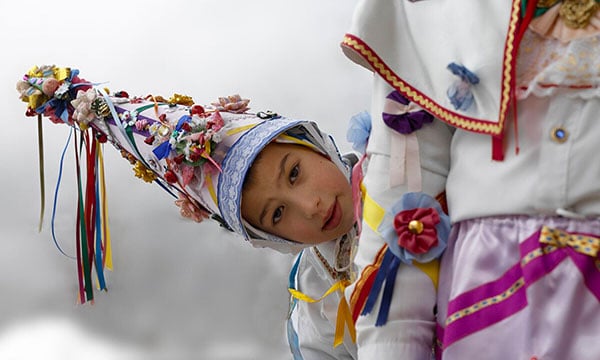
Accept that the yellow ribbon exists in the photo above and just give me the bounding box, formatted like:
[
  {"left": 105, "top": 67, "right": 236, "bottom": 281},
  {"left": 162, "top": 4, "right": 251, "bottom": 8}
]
[
  {"left": 226, "top": 123, "right": 256, "bottom": 136},
  {"left": 540, "top": 225, "right": 600, "bottom": 257},
  {"left": 289, "top": 280, "right": 356, "bottom": 347},
  {"left": 205, "top": 173, "right": 218, "bottom": 206},
  {"left": 97, "top": 144, "right": 113, "bottom": 270}
]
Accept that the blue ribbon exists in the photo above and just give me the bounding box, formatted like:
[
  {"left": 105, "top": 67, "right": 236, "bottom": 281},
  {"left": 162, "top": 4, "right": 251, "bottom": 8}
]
[
  {"left": 362, "top": 249, "right": 395, "bottom": 316},
  {"left": 94, "top": 152, "right": 107, "bottom": 291},
  {"left": 376, "top": 255, "right": 401, "bottom": 326},
  {"left": 50, "top": 128, "right": 76, "bottom": 259},
  {"left": 152, "top": 141, "right": 172, "bottom": 160},
  {"left": 360, "top": 249, "right": 402, "bottom": 327},
  {"left": 152, "top": 115, "right": 191, "bottom": 160}
]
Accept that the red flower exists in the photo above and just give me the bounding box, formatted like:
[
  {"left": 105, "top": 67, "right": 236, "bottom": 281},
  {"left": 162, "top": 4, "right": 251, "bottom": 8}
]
[
  {"left": 173, "top": 154, "right": 185, "bottom": 164},
  {"left": 25, "top": 107, "right": 37, "bottom": 117},
  {"left": 190, "top": 105, "right": 205, "bottom": 116},
  {"left": 393, "top": 207, "right": 440, "bottom": 254},
  {"left": 144, "top": 135, "right": 155, "bottom": 145},
  {"left": 96, "top": 133, "right": 108, "bottom": 143},
  {"left": 164, "top": 170, "right": 178, "bottom": 183},
  {"left": 181, "top": 122, "right": 192, "bottom": 132}
]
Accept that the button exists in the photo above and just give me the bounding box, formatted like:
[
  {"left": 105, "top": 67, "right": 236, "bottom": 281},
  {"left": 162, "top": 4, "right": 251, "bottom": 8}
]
[{"left": 550, "top": 126, "right": 569, "bottom": 143}]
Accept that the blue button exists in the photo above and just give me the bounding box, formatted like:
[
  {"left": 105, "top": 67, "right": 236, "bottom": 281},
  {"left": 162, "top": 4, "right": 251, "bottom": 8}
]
[{"left": 551, "top": 126, "right": 568, "bottom": 143}]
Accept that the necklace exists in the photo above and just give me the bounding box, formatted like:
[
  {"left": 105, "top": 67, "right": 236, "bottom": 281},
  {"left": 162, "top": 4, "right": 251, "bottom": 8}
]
[{"left": 312, "top": 230, "right": 357, "bottom": 282}]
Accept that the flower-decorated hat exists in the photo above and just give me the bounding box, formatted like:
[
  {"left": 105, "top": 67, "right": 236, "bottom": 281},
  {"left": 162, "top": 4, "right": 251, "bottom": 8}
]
[{"left": 17, "top": 65, "right": 352, "bottom": 302}]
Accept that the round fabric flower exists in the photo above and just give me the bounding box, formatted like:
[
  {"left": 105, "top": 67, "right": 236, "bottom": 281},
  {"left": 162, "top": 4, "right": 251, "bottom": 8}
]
[
  {"left": 211, "top": 94, "right": 250, "bottom": 114},
  {"left": 346, "top": 110, "right": 372, "bottom": 154},
  {"left": 71, "top": 88, "right": 98, "bottom": 124},
  {"left": 379, "top": 192, "right": 450, "bottom": 264},
  {"left": 174, "top": 195, "right": 210, "bottom": 223},
  {"left": 382, "top": 91, "right": 433, "bottom": 134}
]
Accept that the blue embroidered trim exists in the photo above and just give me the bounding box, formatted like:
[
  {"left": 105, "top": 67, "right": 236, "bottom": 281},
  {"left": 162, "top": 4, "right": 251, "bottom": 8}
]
[{"left": 218, "top": 118, "right": 304, "bottom": 237}]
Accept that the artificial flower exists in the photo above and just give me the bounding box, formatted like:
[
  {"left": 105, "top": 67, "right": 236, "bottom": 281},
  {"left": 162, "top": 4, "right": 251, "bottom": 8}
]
[
  {"left": 393, "top": 207, "right": 439, "bottom": 254},
  {"left": 346, "top": 110, "right": 372, "bottom": 154},
  {"left": 174, "top": 195, "right": 210, "bottom": 223},
  {"left": 168, "top": 93, "right": 194, "bottom": 106},
  {"left": 71, "top": 88, "right": 98, "bottom": 124},
  {"left": 164, "top": 169, "right": 178, "bottom": 183},
  {"left": 211, "top": 94, "right": 250, "bottom": 113},
  {"left": 382, "top": 91, "right": 433, "bottom": 134},
  {"left": 446, "top": 62, "right": 480, "bottom": 111},
  {"left": 135, "top": 119, "right": 148, "bottom": 131},
  {"left": 379, "top": 192, "right": 450, "bottom": 263},
  {"left": 132, "top": 161, "right": 157, "bottom": 183}
]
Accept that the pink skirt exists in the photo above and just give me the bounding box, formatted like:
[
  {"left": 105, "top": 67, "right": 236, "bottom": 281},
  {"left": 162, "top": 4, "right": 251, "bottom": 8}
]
[{"left": 436, "top": 215, "right": 600, "bottom": 359}]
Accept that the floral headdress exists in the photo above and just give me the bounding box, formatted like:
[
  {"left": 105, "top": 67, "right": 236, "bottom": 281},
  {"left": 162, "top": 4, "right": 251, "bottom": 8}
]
[{"left": 16, "top": 65, "right": 351, "bottom": 303}]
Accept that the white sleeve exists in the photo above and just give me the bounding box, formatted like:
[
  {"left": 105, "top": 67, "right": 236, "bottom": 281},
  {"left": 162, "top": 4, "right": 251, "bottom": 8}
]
[
  {"left": 352, "top": 226, "right": 437, "bottom": 359},
  {"left": 288, "top": 300, "right": 356, "bottom": 360},
  {"left": 287, "top": 251, "right": 357, "bottom": 360}
]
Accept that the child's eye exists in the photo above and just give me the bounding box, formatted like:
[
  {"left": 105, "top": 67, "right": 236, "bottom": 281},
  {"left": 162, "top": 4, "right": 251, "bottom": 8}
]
[
  {"left": 273, "top": 206, "right": 283, "bottom": 225},
  {"left": 289, "top": 165, "right": 299, "bottom": 183}
]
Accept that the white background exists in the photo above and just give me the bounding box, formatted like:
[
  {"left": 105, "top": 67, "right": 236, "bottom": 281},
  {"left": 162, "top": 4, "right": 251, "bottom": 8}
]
[{"left": 0, "top": 1, "right": 371, "bottom": 359}]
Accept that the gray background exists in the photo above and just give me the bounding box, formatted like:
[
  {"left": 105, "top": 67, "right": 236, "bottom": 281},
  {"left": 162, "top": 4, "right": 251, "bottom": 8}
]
[{"left": 0, "top": 0, "right": 371, "bottom": 359}]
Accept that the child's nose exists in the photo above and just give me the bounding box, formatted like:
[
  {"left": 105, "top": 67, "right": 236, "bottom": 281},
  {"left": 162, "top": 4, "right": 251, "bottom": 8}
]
[{"left": 296, "top": 192, "right": 321, "bottom": 219}]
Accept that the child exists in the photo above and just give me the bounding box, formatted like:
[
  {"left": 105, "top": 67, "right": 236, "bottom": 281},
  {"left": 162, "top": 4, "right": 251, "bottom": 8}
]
[
  {"left": 342, "top": 0, "right": 600, "bottom": 359},
  {"left": 16, "top": 65, "right": 360, "bottom": 358}
]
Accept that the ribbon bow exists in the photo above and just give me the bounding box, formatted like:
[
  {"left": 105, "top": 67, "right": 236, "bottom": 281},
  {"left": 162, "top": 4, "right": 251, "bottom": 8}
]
[
  {"left": 289, "top": 280, "right": 356, "bottom": 347},
  {"left": 539, "top": 226, "right": 600, "bottom": 257}
]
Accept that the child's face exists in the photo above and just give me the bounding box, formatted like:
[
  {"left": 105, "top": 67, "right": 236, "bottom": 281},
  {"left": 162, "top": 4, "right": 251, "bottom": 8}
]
[{"left": 241, "top": 142, "right": 355, "bottom": 244}]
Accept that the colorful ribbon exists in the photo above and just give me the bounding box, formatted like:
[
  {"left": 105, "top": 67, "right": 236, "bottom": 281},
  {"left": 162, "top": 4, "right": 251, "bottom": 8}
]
[
  {"left": 71, "top": 128, "right": 112, "bottom": 303},
  {"left": 288, "top": 280, "right": 357, "bottom": 347},
  {"left": 540, "top": 225, "right": 600, "bottom": 257}
]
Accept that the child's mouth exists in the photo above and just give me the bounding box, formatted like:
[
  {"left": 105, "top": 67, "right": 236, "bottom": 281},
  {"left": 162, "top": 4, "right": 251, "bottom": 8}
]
[{"left": 322, "top": 199, "right": 342, "bottom": 231}]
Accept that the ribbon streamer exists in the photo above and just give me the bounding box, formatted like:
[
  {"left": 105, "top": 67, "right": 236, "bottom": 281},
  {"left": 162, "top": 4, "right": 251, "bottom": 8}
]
[
  {"left": 390, "top": 132, "right": 422, "bottom": 191},
  {"left": 289, "top": 280, "right": 356, "bottom": 347},
  {"left": 37, "top": 114, "right": 45, "bottom": 232},
  {"left": 70, "top": 128, "right": 113, "bottom": 303},
  {"left": 50, "top": 128, "right": 76, "bottom": 259}
]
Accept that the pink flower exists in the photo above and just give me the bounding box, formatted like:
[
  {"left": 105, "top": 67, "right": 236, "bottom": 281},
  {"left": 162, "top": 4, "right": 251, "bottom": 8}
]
[
  {"left": 174, "top": 195, "right": 210, "bottom": 223},
  {"left": 135, "top": 119, "right": 148, "bottom": 131},
  {"left": 211, "top": 94, "right": 250, "bottom": 114},
  {"left": 180, "top": 164, "right": 195, "bottom": 187},
  {"left": 393, "top": 207, "right": 440, "bottom": 254},
  {"left": 207, "top": 111, "right": 224, "bottom": 131}
]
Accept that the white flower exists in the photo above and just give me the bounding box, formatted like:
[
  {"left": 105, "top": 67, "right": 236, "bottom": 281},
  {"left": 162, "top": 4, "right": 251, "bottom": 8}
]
[{"left": 71, "top": 89, "right": 98, "bottom": 124}]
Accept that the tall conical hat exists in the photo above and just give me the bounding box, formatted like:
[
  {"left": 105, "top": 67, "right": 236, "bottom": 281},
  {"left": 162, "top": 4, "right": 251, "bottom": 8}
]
[{"left": 16, "top": 65, "right": 353, "bottom": 302}]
